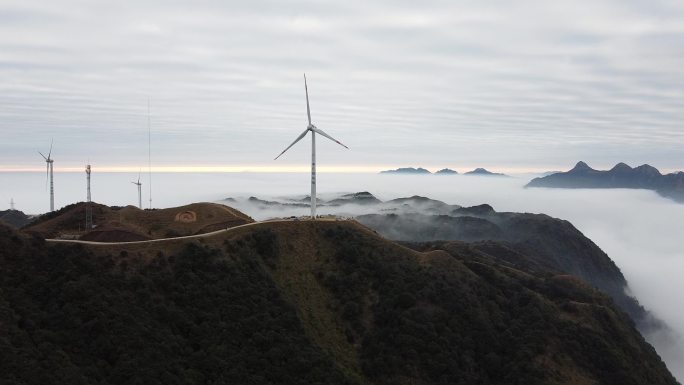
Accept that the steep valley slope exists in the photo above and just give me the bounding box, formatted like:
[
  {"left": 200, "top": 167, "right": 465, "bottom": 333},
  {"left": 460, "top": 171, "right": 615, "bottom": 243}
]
[{"left": 356, "top": 206, "right": 655, "bottom": 332}]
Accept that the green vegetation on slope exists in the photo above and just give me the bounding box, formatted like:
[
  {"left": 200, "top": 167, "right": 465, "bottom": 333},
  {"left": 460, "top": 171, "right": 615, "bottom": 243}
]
[
  {"left": 0, "top": 224, "right": 352, "bottom": 385},
  {"left": 0, "top": 220, "right": 678, "bottom": 385},
  {"left": 313, "top": 224, "right": 677, "bottom": 385}
]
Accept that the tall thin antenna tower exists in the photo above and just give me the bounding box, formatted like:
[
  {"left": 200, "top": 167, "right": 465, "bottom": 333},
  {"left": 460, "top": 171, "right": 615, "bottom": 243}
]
[
  {"left": 148, "top": 99, "right": 152, "bottom": 209},
  {"left": 85, "top": 164, "right": 93, "bottom": 230},
  {"left": 10, "top": 198, "right": 15, "bottom": 210}
]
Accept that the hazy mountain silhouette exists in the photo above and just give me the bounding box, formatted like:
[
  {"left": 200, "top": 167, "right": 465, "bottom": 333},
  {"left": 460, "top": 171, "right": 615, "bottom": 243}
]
[
  {"left": 379, "top": 167, "right": 508, "bottom": 176},
  {"left": 328, "top": 191, "right": 382, "bottom": 205},
  {"left": 380, "top": 167, "right": 432, "bottom": 174},
  {"left": 464, "top": 168, "right": 508, "bottom": 177},
  {"left": 527, "top": 161, "right": 684, "bottom": 203},
  {"left": 435, "top": 168, "right": 458, "bottom": 174}
]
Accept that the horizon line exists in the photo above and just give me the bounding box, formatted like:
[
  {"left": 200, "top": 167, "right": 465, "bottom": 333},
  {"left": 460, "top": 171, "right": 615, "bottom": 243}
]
[
  {"left": 0, "top": 164, "right": 549, "bottom": 174},
  {"left": 1, "top": 164, "right": 679, "bottom": 174}
]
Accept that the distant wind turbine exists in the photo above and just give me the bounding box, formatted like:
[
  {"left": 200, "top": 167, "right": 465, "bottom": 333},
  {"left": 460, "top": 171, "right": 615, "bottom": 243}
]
[
  {"left": 38, "top": 140, "right": 55, "bottom": 212},
  {"left": 132, "top": 172, "right": 142, "bottom": 209},
  {"left": 274, "top": 74, "right": 349, "bottom": 219}
]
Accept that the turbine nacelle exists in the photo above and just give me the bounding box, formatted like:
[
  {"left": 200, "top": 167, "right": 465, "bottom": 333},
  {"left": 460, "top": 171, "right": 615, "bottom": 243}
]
[{"left": 39, "top": 139, "right": 54, "bottom": 162}]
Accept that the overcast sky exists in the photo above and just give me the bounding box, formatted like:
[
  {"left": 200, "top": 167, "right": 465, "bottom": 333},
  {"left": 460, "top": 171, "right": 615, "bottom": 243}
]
[{"left": 1, "top": 0, "right": 683, "bottom": 173}]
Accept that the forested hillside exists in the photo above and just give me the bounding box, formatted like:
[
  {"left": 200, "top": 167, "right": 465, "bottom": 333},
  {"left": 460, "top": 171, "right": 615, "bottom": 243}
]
[{"left": 0, "top": 221, "right": 678, "bottom": 384}]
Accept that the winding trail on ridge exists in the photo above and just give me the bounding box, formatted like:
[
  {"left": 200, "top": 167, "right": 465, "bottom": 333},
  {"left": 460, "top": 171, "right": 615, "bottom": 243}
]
[{"left": 45, "top": 218, "right": 342, "bottom": 246}]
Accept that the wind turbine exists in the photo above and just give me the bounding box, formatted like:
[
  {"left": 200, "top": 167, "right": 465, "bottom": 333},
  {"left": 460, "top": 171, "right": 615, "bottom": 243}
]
[
  {"left": 132, "top": 172, "right": 142, "bottom": 209},
  {"left": 38, "top": 140, "right": 55, "bottom": 212},
  {"left": 275, "top": 74, "right": 349, "bottom": 219}
]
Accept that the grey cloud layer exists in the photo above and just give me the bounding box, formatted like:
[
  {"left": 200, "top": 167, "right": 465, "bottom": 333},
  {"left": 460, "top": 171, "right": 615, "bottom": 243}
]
[{"left": 1, "top": 0, "right": 683, "bottom": 169}]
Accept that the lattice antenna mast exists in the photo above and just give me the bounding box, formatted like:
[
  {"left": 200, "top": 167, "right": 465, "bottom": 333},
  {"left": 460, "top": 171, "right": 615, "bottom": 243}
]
[
  {"left": 85, "top": 164, "right": 93, "bottom": 229},
  {"left": 10, "top": 198, "right": 15, "bottom": 210},
  {"left": 148, "top": 99, "right": 152, "bottom": 209}
]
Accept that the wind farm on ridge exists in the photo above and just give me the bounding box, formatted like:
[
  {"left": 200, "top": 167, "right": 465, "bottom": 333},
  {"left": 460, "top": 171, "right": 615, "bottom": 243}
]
[{"left": 29, "top": 74, "right": 349, "bottom": 236}]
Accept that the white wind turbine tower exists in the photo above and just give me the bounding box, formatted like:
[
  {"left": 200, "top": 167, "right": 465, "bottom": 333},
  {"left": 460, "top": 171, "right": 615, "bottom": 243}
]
[
  {"left": 38, "top": 140, "right": 55, "bottom": 212},
  {"left": 132, "top": 172, "right": 142, "bottom": 209},
  {"left": 275, "top": 74, "right": 349, "bottom": 219}
]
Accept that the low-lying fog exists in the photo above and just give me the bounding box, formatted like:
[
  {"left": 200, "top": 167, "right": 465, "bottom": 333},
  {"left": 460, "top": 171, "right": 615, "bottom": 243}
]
[{"left": 2, "top": 171, "right": 683, "bottom": 379}]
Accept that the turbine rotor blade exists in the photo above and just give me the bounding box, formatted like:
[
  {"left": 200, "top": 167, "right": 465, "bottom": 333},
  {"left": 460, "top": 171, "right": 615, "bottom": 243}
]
[
  {"left": 310, "top": 126, "right": 349, "bottom": 149},
  {"left": 38, "top": 151, "right": 47, "bottom": 160},
  {"left": 48, "top": 139, "right": 53, "bottom": 159},
  {"left": 304, "top": 74, "right": 312, "bottom": 126},
  {"left": 274, "top": 128, "right": 310, "bottom": 160}
]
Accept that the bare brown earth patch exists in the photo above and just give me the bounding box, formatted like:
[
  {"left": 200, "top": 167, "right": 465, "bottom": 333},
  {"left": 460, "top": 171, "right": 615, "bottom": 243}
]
[
  {"left": 24, "top": 202, "right": 253, "bottom": 240},
  {"left": 174, "top": 211, "right": 197, "bottom": 223}
]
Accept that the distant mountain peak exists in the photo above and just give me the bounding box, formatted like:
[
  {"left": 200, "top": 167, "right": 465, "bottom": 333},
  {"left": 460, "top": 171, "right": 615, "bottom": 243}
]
[
  {"left": 634, "top": 164, "right": 661, "bottom": 177},
  {"left": 464, "top": 168, "right": 507, "bottom": 177},
  {"left": 328, "top": 191, "right": 381, "bottom": 205},
  {"left": 572, "top": 161, "right": 592, "bottom": 171},
  {"left": 435, "top": 168, "right": 458, "bottom": 175},
  {"left": 380, "top": 167, "right": 432, "bottom": 174},
  {"left": 611, "top": 162, "right": 633, "bottom": 172},
  {"left": 527, "top": 161, "right": 683, "bottom": 203},
  {"left": 346, "top": 191, "right": 373, "bottom": 197}
]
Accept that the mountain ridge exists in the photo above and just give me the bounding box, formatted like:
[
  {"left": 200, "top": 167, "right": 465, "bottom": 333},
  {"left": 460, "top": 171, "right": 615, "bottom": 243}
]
[
  {"left": 23, "top": 201, "right": 253, "bottom": 241},
  {"left": 380, "top": 167, "right": 432, "bottom": 174},
  {"left": 379, "top": 167, "right": 508, "bottom": 176},
  {"left": 527, "top": 161, "right": 684, "bottom": 202},
  {"left": 464, "top": 168, "right": 508, "bottom": 177},
  {"left": 354, "top": 205, "right": 656, "bottom": 333},
  {"left": 0, "top": 219, "right": 679, "bottom": 384}
]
